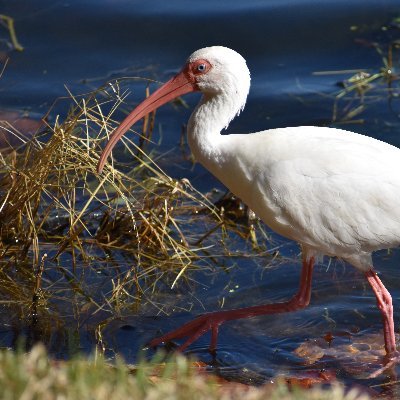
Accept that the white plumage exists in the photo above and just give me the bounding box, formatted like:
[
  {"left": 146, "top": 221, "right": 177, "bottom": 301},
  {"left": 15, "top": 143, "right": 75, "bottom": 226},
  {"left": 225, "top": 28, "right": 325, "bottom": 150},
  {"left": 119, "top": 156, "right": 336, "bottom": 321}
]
[
  {"left": 98, "top": 46, "right": 400, "bottom": 373},
  {"left": 207, "top": 126, "right": 400, "bottom": 270},
  {"left": 186, "top": 47, "right": 400, "bottom": 271}
]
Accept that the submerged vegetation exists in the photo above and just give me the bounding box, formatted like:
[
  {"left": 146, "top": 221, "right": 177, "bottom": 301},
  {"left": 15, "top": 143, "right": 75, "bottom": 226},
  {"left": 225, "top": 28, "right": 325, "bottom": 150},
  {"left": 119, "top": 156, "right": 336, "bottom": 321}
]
[{"left": 325, "top": 21, "right": 400, "bottom": 124}]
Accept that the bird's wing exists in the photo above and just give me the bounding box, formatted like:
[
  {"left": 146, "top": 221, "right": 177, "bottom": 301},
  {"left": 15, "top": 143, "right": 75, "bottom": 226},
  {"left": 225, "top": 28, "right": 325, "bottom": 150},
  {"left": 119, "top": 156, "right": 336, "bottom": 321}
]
[{"left": 225, "top": 127, "right": 400, "bottom": 266}]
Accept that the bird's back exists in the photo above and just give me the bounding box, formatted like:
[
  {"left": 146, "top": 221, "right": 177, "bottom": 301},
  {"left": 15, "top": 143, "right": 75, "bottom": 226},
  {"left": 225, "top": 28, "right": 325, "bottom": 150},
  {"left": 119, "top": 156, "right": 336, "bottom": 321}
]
[{"left": 216, "top": 126, "right": 400, "bottom": 270}]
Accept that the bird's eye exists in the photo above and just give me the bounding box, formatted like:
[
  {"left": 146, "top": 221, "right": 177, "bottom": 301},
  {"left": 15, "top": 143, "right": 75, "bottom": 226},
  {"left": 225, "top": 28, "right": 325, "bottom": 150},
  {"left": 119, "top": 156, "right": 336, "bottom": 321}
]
[{"left": 191, "top": 60, "right": 211, "bottom": 75}]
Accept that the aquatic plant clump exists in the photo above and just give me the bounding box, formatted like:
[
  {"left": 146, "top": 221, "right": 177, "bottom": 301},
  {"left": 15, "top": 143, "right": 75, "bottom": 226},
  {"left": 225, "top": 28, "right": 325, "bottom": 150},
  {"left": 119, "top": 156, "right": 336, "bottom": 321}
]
[{"left": 0, "top": 80, "right": 270, "bottom": 349}]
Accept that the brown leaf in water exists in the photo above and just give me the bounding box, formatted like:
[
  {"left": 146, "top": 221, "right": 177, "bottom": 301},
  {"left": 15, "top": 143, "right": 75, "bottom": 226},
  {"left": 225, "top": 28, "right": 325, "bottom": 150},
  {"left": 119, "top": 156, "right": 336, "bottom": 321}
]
[
  {"left": 294, "top": 332, "right": 398, "bottom": 377},
  {"left": 133, "top": 359, "right": 209, "bottom": 385},
  {"left": 0, "top": 109, "right": 45, "bottom": 149},
  {"left": 324, "top": 331, "right": 334, "bottom": 345},
  {"left": 282, "top": 369, "right": 337, "bottom": 388},
  {"left": 0, "top": 51, "right": 8, "bottom": 63},
  {"left": 0, "top": 109, "right": 44, "bottom": 133},
  {"left": 295, "top": 339, "right": 326, "bottom": 365}
]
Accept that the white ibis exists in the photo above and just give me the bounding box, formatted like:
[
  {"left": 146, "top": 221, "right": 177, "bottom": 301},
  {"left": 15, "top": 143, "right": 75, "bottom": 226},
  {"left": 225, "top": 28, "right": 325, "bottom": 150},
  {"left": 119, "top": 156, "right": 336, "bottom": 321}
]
[{"left": 98, "top": 46, "right": 400, "bottom": 370}]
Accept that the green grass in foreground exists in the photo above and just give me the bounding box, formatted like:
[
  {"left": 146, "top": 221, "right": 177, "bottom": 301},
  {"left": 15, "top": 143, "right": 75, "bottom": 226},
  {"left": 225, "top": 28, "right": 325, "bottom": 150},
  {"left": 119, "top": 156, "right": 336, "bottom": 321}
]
[{"left": 0, "top": 345, "right": 369, "bottom": 400}]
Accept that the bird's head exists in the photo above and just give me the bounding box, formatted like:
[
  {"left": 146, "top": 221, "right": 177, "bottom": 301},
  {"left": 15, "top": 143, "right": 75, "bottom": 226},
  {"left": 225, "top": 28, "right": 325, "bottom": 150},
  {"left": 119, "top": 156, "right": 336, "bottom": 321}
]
[
  {"left": 97, "top": 46, "right": 250, "bottom": 173},
  {"left": 187, "top": 46, "right": 250, "bottom": 97}
]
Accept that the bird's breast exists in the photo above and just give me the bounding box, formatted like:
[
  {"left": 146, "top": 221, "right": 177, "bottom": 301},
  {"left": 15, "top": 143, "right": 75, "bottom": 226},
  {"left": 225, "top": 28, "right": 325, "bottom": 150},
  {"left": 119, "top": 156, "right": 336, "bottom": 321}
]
[
  {"left": 205, "top": 146, "right": 297, "bottom": 240},
  {"left": 197, "top": 127, "right": 400, "bottom": 269}
]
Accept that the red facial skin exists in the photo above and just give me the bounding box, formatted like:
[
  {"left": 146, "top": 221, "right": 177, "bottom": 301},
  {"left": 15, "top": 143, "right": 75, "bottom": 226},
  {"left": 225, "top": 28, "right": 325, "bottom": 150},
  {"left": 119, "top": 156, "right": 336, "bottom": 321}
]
[{"left": 97, "top": 59, "right": 211, "bottom": 173}]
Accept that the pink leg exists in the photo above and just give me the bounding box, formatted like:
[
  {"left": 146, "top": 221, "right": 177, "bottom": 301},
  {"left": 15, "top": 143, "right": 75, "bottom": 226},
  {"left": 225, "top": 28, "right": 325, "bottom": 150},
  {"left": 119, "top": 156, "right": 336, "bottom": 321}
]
[
  {"left": 365, "top": 269, "right": 397, "bottom": 356},
  {"left": 149, "top": 256, "right": 315, "bottom": 352}
]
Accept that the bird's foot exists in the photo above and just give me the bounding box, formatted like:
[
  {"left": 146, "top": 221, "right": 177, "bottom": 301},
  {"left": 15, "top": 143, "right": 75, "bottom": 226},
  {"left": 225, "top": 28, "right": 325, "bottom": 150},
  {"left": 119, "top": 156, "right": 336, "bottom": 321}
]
[
  {"left": 367, "top": 351, "right": 400, "bottom": 379},
  {"left": 148, "top": 311, "right": 227, "bottom": 353}
]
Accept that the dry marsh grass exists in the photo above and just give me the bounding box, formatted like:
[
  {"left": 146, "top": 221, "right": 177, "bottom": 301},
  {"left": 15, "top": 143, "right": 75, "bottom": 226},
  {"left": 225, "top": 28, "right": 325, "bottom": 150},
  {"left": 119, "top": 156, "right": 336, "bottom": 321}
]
[{"left": 0, "top": 79, "right": 273, "bottom": 350}]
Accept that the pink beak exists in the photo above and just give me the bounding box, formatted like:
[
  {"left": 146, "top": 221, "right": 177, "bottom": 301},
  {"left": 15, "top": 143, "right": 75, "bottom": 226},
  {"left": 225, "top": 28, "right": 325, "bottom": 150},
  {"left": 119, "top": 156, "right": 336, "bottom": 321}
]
[{"left": 97, "top": 68, "right": 198, "bottom": 173}]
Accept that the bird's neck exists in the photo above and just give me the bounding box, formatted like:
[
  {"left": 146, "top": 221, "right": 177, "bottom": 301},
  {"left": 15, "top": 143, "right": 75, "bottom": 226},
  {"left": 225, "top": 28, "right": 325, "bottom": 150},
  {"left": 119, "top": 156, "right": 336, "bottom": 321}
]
[{"left": 187, "top": 93, "right": 241, "bottom": 168}]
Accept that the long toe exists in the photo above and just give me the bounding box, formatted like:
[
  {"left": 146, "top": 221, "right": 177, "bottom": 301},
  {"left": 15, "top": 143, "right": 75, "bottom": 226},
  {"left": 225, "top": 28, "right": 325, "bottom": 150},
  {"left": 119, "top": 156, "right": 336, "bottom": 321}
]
[
  {"left": 367, "top": 352, "right": 400, "bottom": 379},
  {"left": 148, "top": 313, "right": 224, "bottom": 351}
]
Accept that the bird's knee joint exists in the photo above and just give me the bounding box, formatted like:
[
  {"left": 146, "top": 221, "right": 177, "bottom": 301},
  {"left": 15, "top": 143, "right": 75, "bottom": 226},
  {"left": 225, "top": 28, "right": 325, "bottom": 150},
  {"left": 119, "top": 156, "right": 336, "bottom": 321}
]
[{"left": 376, "top": 296, "right": 393, "bottom": 316}]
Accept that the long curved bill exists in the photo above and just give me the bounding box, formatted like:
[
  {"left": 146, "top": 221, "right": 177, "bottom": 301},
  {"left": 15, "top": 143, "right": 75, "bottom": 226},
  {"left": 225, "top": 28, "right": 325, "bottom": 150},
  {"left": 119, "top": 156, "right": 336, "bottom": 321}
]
[{"left": 97, "top": 70, "right": 198, "bottom": 173}]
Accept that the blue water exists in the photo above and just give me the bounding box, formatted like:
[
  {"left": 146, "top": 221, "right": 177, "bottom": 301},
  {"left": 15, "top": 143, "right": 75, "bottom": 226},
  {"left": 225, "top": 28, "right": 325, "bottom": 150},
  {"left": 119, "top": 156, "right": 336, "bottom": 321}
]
[{"left": 2, "top": 0, "right": 400, "bottom": 393}]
